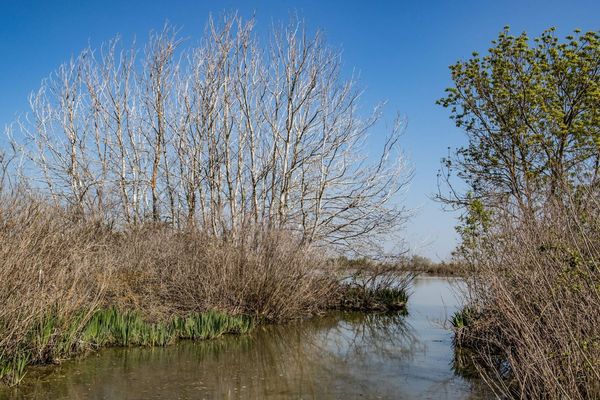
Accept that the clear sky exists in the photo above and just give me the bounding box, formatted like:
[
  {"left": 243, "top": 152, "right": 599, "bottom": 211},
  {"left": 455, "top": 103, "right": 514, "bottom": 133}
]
[{"left": 1, "top": 0, "right": 598, "bottom": 259}]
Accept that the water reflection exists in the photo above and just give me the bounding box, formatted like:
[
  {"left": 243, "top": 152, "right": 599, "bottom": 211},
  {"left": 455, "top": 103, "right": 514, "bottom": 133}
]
[{"left": 1, "top": 277, "right": 491, "bottom": 400}]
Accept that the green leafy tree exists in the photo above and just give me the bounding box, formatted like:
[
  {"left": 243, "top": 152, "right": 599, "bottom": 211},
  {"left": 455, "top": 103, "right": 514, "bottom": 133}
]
[
  {"left": 454, "top": 196, "right": 492, "bottom": 263},
  {"left": 438, "top": 27, "right": 600, "bottom": 217}
]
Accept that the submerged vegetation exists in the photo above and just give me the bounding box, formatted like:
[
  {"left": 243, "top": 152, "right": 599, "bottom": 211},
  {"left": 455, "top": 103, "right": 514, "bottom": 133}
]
[{"left": 440, "top": 27, "right": 600, "bottom": 399}]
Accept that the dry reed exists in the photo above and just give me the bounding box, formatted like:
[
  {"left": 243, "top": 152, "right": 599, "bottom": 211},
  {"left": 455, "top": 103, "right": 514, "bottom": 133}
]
[{"left": 454, "top": 198, "right": 600, "bottom": 399}]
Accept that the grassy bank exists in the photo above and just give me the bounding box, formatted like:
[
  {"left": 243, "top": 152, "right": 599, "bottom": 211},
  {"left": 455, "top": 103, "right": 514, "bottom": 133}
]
[
  {"left": 0, "top": 196, "right": 410, "bottom": 386},
  {"left": 0, "top": 309, "right": 252, "bottom": 385}
]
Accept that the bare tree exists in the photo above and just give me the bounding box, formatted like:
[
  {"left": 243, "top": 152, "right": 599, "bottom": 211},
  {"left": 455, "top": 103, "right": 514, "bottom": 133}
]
[
  {"left": 0, "top": 133, "right": 17, "bottom": 193},
  {"left": 13, "top": 14, "right": 411, "bottom": 256}
]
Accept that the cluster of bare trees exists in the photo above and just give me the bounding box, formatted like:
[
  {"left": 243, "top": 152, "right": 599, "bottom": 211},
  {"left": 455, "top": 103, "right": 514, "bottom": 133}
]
[{"left": 8, "top": 16, "right": 409, "bottom": 253}]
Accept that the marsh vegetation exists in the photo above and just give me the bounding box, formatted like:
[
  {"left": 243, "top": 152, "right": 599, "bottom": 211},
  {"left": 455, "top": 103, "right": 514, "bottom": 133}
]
[
  {"left": 1, "top": 277, "right": 486, "bottom": 400},
  {"left": 0, "top": 14, "right": 412, "bottom": 386},
  {"left": 1, "top": 9, "right": 597, "bottom": 400}
]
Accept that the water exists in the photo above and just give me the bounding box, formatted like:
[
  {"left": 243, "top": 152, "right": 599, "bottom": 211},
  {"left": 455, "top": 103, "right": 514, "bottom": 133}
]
[{"left": 1, "top": 277, "right": 491, "bottom": 399}]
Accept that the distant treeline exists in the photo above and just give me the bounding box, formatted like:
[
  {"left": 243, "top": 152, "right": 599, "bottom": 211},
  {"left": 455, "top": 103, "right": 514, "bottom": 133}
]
[{"left": 333, "top": 255, "right": 464, "bottom": 276}]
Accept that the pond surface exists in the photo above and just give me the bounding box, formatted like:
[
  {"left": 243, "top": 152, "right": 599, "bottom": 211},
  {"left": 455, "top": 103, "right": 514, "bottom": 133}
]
[{"left": 1, "top": 277, "right": 490, "bottom": 399}]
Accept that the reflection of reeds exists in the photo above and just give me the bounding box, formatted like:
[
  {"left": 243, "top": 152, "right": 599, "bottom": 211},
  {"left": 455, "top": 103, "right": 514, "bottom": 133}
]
[
  {"left": 452, "top": 346, "right": 480, "bottom": 380},
  {"left": 326, "top": 312, "right": 422, "bottom": 360}
]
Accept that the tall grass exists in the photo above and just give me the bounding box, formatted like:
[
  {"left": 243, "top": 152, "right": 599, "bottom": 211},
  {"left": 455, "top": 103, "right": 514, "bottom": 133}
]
[{"left": 82, "top": 308, "right": 252, "bottom": 348}]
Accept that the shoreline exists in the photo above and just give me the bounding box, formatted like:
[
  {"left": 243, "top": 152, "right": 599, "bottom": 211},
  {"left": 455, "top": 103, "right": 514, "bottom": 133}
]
[{"left": 0, "top": 283, "right": 410, "bottom": 387}]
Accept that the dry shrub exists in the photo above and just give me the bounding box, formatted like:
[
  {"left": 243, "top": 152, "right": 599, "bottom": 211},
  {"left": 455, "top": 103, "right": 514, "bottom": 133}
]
[
  {"left": 109, "top": 228, "right": 338, "bottom": 321},
  {"left": 459, "top": 199, "right": 600, "bottom": 399},
  {"left": 0, "top": 194, "right": 338, "bottom": 376},
  {"left": 0, "top": 195, "right": 114, "bottom": 360}
]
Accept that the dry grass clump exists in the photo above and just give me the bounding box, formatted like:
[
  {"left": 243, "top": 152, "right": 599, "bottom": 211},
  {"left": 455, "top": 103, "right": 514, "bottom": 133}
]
[
  {"left": 455, "top": 201, "right": 600, "bottom": 399},
  {"left": 0, "top": 196, "right": 113, "bottom": 360},
  {"left": 335, "top": 263, "right": 413, "bottom": 312},
  {"left": 107, "top": 227, "right": 339, "bottom": 321},
  {"left": 0, "top": 195, "right": 340, "bottom": 385}
]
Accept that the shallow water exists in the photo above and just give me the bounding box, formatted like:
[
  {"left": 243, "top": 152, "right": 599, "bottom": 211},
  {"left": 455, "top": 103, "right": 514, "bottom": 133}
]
[{"left": 1, "top": 277, "right": 491, "bottom": 399}]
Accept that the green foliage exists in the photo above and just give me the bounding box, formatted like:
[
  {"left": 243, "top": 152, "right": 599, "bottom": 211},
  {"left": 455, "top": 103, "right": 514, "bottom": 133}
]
[
  {"left": 438, "top": 27, "right": 600, "bottom": 212},
  {"left": 440, "top": 26, "right": 600, "bottom": 398},
  {"left": 81, "top": 308, "right": 253, "bottom": 348},
  {"left": 0, "top": 353, "right": 29, "bottom": 386},
  {"left": 455, "top": 197, "right": 493, "bottom": 260},
  {"left": 0, "top": 308, "right": 253, "bottom": 386},
  {"left": 451, "top": 306, "right": 483, "bottom": 350},
  {"left": 371, "top": 287, "right": 409, "bottom": 309},
  {"left": 451, "top": 307, "right": 476, "bottom": 329}
]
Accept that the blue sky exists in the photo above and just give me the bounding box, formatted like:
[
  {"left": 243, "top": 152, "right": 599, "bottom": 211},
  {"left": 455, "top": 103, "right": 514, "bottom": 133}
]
[{"left": 1, "top": 0, "right": 598, "bottom": 259}]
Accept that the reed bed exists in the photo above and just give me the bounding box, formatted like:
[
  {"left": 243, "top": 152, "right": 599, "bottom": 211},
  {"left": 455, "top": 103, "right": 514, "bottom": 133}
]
[{"left": 332, "top": 258, "right": 414, "bottom": 311}]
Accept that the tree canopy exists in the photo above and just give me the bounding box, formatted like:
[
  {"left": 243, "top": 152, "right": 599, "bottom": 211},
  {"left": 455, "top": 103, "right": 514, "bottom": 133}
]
[{"left": 438, "top": 28, "right": 600, "bottom": 216}]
